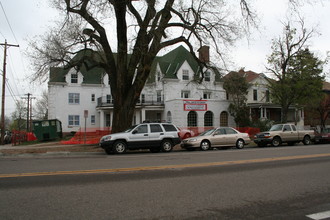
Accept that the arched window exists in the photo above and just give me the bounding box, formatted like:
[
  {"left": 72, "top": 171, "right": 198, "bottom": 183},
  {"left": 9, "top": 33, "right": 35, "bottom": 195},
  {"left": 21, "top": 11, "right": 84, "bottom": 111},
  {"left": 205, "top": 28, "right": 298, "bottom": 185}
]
[
  {"left": 167, "top": 111, "right": 172, "bottom": 123},
  {"left": 187, "top": 111, "right": 197, "bottom": 127},
  {"left": 220, "top": 111, "right": 228, "bottom": 126},
  {"left": 204, "top": 111, "right": 213, "bottom": 126}
]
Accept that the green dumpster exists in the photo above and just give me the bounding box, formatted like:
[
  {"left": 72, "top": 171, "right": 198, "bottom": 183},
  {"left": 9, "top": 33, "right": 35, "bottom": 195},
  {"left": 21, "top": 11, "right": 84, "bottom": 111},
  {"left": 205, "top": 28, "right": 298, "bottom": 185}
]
[{"left": 32, "top": 119, "right": 62, "bottom": 141}]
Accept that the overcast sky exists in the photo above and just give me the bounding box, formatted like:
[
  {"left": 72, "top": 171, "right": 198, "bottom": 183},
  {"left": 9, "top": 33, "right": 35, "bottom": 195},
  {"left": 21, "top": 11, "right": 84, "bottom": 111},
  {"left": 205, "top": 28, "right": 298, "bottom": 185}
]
[{"left": 0, "top": 0, "right": 329, "bottom": 116}]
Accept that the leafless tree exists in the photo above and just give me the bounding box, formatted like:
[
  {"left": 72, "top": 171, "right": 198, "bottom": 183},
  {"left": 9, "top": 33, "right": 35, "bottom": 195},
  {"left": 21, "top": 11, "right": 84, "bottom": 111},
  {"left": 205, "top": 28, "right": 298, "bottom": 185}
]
[
  {"left": 34, "top": 91, "right": 48, "bottom": 120},
  {"left": 28, "top": 0, "right": 312, "bottom": 132}
]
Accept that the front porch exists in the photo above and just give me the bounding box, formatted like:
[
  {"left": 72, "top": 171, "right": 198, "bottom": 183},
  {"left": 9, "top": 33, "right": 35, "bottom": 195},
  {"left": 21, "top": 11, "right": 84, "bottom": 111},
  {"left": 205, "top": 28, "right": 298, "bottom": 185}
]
[{"left": 248, "top": 103, "right": 304, "bottom": 127}]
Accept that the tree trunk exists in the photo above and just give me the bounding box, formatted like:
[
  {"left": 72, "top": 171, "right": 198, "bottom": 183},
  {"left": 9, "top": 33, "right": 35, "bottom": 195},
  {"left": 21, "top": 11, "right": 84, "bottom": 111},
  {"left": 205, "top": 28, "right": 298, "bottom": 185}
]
[
  {"left": 111, "top": 93, "right": 137, "bottom": 133},
  {"left": 281, "top": 107, "right": 289, "bottom": 123}
]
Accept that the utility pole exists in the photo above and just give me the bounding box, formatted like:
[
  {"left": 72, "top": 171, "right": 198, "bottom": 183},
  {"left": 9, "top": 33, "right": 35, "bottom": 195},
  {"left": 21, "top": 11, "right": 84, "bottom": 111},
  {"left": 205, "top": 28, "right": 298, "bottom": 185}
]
[
  {"left": 22, "top": 93, "right": 35, "bottom": 132},
  {"left": 0, "top": 40, "right": 19, "bottom": 145}
]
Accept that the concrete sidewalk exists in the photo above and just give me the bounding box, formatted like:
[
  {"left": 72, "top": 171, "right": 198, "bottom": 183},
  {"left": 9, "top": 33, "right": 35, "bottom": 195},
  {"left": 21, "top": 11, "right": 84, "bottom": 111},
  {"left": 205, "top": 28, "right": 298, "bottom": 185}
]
[{"left": 0, "top": 142, "right": 103, "bottom": 157}]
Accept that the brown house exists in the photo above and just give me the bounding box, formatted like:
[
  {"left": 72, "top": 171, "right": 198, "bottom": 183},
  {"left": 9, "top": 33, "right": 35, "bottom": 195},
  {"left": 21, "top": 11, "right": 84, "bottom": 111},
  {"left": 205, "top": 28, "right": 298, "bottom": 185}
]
[{"left": 224, "top": 69, "right": 304, "bottom": 126}]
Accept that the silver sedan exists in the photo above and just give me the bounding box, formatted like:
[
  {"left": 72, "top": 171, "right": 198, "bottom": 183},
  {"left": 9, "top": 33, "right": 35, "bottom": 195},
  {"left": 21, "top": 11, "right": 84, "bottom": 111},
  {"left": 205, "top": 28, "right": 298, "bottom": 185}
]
[{"left": 181, "top": 127, "right": 251, "bottom": 151}]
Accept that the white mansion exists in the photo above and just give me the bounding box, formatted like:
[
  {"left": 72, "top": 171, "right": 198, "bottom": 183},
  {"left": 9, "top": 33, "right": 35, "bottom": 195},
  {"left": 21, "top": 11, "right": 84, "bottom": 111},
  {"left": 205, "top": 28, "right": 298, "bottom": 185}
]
[{"left": 48, "top": 45, "right": 304, "bottom": 133}]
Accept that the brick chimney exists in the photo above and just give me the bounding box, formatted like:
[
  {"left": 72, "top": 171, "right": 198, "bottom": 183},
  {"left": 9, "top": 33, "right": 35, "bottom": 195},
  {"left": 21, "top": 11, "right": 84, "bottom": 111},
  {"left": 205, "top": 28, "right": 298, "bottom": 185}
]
[{"left": 198, "top": 46, "right": 210, "bottom": 63}]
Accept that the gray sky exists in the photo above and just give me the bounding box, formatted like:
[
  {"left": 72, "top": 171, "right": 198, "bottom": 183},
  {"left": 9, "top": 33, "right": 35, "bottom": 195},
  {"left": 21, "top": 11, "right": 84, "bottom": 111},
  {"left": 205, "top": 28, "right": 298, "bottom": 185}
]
[{"left": 0, "top": 0, "right": 329, "bottom": 116}]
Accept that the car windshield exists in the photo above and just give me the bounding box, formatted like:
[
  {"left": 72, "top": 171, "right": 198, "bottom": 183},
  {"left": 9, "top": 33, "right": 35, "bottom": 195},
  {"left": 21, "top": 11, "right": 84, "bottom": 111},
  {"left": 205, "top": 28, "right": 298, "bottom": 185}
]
[
  {"left": 125, "top": 125, "right": 138, "bottom": 132},
  {"left": 199, "top": 129, "right": 216, "bottom": 136},
  {"left": 270, "top": 124, "right": 283, "bottom": 131}
]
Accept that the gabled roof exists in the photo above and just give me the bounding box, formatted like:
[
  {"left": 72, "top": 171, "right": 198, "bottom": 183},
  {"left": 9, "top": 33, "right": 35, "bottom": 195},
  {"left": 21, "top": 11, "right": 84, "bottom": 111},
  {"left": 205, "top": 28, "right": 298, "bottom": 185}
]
[
  {"left": 223, "top": 69, "right": 262, "bottom": 83},
  {"left": 49, "top": 46, "right": 221, "bottom": 84},
  {"left": 49, "top": 49, "right": 106, "bottom": 84},
  {"left": 158, "top": 45, "right": 200, "bottom": 78}
]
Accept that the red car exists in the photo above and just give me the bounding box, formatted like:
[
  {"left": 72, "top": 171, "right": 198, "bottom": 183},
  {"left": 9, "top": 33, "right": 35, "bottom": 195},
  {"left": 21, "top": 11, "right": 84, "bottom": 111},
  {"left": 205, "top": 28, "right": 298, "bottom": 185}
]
[
  {"left": 177, "top": 127, "right": 195, "bottom": 139},
  {"left": 315, "top": 128, "right": 330, "bottom": 144}
]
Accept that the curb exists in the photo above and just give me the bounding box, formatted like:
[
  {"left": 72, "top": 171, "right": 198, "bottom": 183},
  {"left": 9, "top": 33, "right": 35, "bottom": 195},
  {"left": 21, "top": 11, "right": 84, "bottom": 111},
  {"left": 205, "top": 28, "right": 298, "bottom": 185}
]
[{"left": 0, "top": 151, "right": 105, "bottom": 158}]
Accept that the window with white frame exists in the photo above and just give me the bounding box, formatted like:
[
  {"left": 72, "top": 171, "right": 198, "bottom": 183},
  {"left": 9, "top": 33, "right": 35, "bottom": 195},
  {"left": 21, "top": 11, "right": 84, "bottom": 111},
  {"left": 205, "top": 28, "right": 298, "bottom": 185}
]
[
  {"left": 203, "top": 92, "right": 211, "bottom": 99},
  {"left": 68, "top": 93, "right": 80, "bottom": 104},
  {"left": 204, "top": 71, "right": 211, "bottom": 82},
  {"left": 106, "top": 94, "right": 112, "bottom": 104},
  {"left": 187, "top": 111, "right": 197, "bottom": 127},
  {"left": 157, "top": 91, "right": 162, "bottom": 102},
  {"left": 182, "top": 70, "right": 189, "bottom": 80},
  {"left": 71, "top": 73, "right": 78, "bottom": 83},
  {"left": 167, "top": 111, "right": 172, "bottom": 123},
  {"left": 204, "top": 111, "right": 214, "bottom": 126},
  {"left": 181, "top": 90, "right": 190, "bottom": 99},
  {"left": 220, "top": 111, "right": 229, "bottom": 127},
  {"left": 253, "top": 89, "right": 258, "bottom": 101},
  {"left": 68, "top": 115, "right": 80, "bottom": 126},
  {"left": 91, "top": 115, "right": 95, "bottom": 125},
  {"left": 91, "top": 94, "right": 95, "bottom": 102}
]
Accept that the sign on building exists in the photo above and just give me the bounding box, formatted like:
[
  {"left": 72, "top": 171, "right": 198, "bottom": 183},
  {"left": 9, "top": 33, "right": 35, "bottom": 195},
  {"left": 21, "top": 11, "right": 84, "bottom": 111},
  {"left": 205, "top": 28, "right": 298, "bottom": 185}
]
[{"left": 183, "top": 100, "right": 208, "bottom": 111}]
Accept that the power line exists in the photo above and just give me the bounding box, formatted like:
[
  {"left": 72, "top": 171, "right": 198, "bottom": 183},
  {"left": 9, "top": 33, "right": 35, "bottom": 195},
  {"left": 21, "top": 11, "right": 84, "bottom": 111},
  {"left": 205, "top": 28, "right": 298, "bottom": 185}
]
[{"left": 0, "top": 1, "right": 19, "bottom": 44}]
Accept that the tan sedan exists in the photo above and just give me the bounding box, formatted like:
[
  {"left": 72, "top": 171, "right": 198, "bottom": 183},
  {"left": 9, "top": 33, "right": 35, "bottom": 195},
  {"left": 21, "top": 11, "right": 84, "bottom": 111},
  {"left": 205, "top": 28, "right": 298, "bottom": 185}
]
[{"left": 181, "top": 127, "right": 251, "bottom": 151}]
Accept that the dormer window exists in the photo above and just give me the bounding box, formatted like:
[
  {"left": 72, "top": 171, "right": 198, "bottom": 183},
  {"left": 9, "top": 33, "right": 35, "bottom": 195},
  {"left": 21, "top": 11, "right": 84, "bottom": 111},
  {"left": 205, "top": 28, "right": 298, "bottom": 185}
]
[
  {"left": 71, "top": 73, "right": 78, "bottom": 83},
  {"left": 182, "top": 70, "right": 189, "bottom": 80},
  {"left": 204, "top": 71, "right": 211, "bottom": 82}
]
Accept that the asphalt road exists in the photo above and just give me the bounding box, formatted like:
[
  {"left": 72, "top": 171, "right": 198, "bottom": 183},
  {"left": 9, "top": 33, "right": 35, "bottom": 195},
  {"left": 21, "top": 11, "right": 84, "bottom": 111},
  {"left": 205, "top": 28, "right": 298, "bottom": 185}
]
[{"left": 1, "top": 144, "right": 330, "bottom": 219}]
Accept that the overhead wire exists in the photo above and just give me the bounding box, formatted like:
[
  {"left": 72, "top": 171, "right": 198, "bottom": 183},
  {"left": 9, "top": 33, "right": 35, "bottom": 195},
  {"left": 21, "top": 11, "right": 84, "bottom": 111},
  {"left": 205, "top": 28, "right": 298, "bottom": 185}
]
[
  {"left": 0, "top": 0, "right": 29, "bottom": 112},
  {"left": 0, "top": 0, "right": 19, "bottom": 44}
]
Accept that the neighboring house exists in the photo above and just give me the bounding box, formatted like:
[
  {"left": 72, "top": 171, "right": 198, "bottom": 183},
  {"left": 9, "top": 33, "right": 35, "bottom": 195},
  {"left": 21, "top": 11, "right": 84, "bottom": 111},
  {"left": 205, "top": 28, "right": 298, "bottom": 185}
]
[
  {"left": 48, "top": 46, "right": 234, "bottom": 133},
  {"left": 224, "top": 69, "right": 304, "bottom": 127},
  {"left": 304, "top": 81, "right": 330, "bottom": 130}
]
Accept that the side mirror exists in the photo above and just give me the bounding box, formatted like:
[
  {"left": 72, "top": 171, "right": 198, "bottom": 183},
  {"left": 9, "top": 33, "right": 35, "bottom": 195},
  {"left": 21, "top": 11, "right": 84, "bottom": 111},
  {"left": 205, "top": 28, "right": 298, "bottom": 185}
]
[{"left": 132, "top": 130, "right": 138, "bottom": 134}]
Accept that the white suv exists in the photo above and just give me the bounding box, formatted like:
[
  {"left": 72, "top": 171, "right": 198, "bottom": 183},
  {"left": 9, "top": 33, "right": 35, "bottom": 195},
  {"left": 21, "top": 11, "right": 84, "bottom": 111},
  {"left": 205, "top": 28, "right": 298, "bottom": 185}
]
[{"left": 99, "top": 123, "right": 182, "bottom": 154}]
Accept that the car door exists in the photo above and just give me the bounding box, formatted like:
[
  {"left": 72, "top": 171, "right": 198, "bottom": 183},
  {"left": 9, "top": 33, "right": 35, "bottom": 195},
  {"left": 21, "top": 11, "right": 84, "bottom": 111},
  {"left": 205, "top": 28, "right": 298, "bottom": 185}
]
[
  {"left": 282, "top": 124, "right": 294, "bottom": 142},
  {"left": 148, "top": 124, "right": 164, "bottom": 146},
  {"left": 224, "top": 128, "right": 239, "bottom": 146},
  {"left": 210, "top": 128, "right": 226, "bottom": 147},
  {"left": 128, "top": 124, "right": 149, "bottom": 148}
]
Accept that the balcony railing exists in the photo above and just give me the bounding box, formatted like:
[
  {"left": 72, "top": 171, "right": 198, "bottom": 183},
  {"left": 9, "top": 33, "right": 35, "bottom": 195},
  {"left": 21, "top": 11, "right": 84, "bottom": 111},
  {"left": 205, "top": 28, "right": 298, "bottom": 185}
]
[{"left": 97, "top": 95, "right": 164, "bottom": 107}]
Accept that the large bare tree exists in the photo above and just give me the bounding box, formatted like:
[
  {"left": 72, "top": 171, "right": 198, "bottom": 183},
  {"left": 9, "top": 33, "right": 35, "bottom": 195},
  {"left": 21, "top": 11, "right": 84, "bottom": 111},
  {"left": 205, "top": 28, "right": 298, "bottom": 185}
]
[{"left": 29, "top": 0, "right": 259, "bottom": 132}]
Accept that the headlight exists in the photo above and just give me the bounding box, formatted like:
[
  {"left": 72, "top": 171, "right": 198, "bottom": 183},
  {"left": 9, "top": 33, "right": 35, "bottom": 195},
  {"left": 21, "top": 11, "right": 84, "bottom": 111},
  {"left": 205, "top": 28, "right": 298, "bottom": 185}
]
[
  {"left": 264, "top": 133, "right": 271, "bottom": 138},
  {"left": 102, "top": 136, "right": 112, "bottom": 142},
  {"left": 188, "top": 138, "right": 197, "bottom": 142}
]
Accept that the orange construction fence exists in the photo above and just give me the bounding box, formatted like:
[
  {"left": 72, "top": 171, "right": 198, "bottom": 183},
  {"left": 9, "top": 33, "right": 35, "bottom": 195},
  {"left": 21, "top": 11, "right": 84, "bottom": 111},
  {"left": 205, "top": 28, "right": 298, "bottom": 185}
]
[
  {"left": 60, "top": 128, "right": 111, "bottom": 145},
  {"left": 60, "top": 126, "right": 260, "bottom": 145},
  {"left": 11, "top": 131, "right": 37, "bottom": 145}
]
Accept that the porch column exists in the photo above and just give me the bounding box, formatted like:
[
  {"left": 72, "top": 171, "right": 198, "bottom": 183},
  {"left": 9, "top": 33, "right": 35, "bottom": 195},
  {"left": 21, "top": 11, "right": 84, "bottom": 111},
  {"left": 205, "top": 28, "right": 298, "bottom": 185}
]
[
  {"left": 141, "top": 108, "right": 146, "bottom": 123},
  {"left": 100, "top": 111, "right": 105, "bottom": 129}
]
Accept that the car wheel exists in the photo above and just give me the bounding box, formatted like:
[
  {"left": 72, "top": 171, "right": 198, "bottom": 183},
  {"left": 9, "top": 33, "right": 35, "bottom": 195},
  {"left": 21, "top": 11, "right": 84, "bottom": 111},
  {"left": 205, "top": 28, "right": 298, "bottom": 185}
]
[
  {"left": 303, "top": 135, "right": 311, "bottom": 145},
  {"left": 113, "top": 141, "right": 127, "bottom": 154},
  {"left": 236, "top": 139, "right": 245, "bottom": 149},
  {"left": 200, "top": 140, "right": 210, "bottom": 151},
  {"left": 161, "top": 140, "right": 173, "bottom": 152},
  {"left": 271, "top": 137, "right": 281, "bottom": 147}
]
